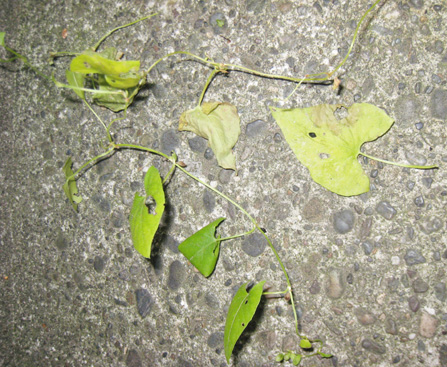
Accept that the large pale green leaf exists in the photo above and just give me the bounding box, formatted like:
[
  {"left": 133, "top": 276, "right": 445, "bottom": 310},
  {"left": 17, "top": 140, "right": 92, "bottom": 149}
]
[
  {"left": 65, "top": 70, "right": 86, "bottom": 100},
  {"left": 270, "top": 103, "right": 394, "bottom": 196},
  {"left": 129, "top": 166, "right": 165, "bottom": 258},
  {"left": 179, "top": 101, "right": 241, "bottom": 170},
  {"left": 224, "top": 281, "right": 265, "bottom": 363},
  {"left": 70, "top": 50, "right": 140, "bottom": 76},
  {"left": 178, "top": 217, "right": 225, "bottom": 277},
  {"left": 62, "top": 157, "right": 82, "bottom": 211}
]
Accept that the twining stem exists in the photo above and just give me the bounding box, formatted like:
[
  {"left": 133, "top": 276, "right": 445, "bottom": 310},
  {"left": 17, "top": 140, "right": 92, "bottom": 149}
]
[
  {"left": 108, "top": 142, "right": 301, "bottom": 336},
  {"left": 198, "top": 69, "right": 218, "bottom": 107},
  {"left": 92, "top": 13, "right": 157, "bottom": 51},
  {"left": 83, "top": 100, "right": 113, "bottom": 143},
  {"left": 359, "top": 152, "right": 438, "bottom": 169}
]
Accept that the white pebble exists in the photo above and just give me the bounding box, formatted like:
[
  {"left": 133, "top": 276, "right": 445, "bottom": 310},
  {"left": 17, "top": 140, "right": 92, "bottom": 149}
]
[{"left": 391, "top": 256, "right": 400, "bottom": 265}]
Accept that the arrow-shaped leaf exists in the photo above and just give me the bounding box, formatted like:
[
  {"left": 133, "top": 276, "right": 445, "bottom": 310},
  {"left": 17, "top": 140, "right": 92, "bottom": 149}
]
[
  {"left": 178, "top": 217, "right": 225, "bottom": 277},
  {"left": 129, "top": 166, "right": 165, "bottom": 258},
  {"left": 224, "top": 281, "right": 265, "bottom": 363}
]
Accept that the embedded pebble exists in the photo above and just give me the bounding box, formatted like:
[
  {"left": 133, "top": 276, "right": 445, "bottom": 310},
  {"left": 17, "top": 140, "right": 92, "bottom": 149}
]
[
  {"left": 160, "top": 129, "right": 180, "bottom": 155},
  {"left": 417, "top": 340, "right": 426, "bottom": 352},
  {"left": 434, "top": 282, "right": 446, "bottom": 302},
  {"left": 414, "top": 195, "right": 425, "bottom": 207},
  {"left": 245, "top": 119, "right": 268, "bottom": 137},
  {"left": 359, "top": 217, "right": 373, "bottom": 238},
  {"left": 385, "top": 318, "right": 398, "bottom": 335},
  {"left": 135, "top": 288, "right": 154, "bottom": 318},
  {"left": 309, "top": 279, "right": 321, "bottom": 294},
  {"left": 419, "top": 217, "right": 443, "bottom": 234},
  {"left": 419, "top": 313, "right": 439, "bottom": 338},
  {"left": 92, "top": 194, "right": 111, "bottom": 213},
  {"left": 408, "top": 295, "right": 420, "bottom": 312},
  {"left": 391, "top": 256, "right": 400, "bottom": 265},
  {"left": 376, "top": 201, "right": 397, "bottom": 220},
  {"left": 203, "top": 190, "right": 215, "bottom": 213},
  {"left": 361, "top": 241, "right": 374, "bottom": 255},
  {"left": 126, "top": 349, "right": 142, "bottom": 367},
  {"left": 164, "top": 235, "right": 180, "bottom": 254},
  {"left": 405, "top": 150, "right": 427, "bottom": 166},
  {"left": 218, "top": 169, "right": 234, "bottom": 184},
  {"left": 242, "top": 232, "right": 267, "bottom": 257},
  {"left": 431, "top": 89, "right": 447, "bottom": 120},
  {"left": 361, "top": 338, "right": 386, "bottom": 354},
  {"left": 325, "top": 268, "right": 346, "bottom": 299},
  {"left": 207, "top": 332, "right": 224, "bottom": 348},
  {"left": 205, "top": 292, "right": 220, "bottom": 309},
  {"left": 303, "top": 197, "right": 325, "bottom": 222},
  {"left": 188, "top": 136, "right": 207, "bottom": 153},
  {"left": 354, "top": 308, "right": 376, "bottom": 325},
  {"left": 204, "top": 147, "right": 214, "bottom": 160},
  {"left": 93, "top": 256, "right": 106, "bottom": 273},
  {"left": 168, "top": 260, "right": 185, "bottom": 290},
  {"left": 209, "top": 12, "right": 227, "bottom": 34},
  {"left": 395, "top": 95, "right": 421, "bottom": 126},
  {"left": 333, "top": 209, "right": 355, "bottom": 234},
  {"left": 412, "top": 278, "right": 429, "bottom": 293},
  {"left": 404, "top": 249, "right": 426, "bottom": 266}
]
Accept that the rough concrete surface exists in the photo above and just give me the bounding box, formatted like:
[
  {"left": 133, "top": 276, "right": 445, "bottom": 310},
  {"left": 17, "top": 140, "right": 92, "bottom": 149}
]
[{"left": 1, "top": 0, "right": 446, "bottom": 366}]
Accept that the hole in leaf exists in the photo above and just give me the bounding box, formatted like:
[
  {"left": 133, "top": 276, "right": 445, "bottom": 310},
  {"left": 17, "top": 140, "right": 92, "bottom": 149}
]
[
  {"left": 319, "top": 153, "right": 330, "bottom": 159},
  {"left": 244, "top": 300, "right": 248, "bottom": 304},
  {"left": 145, "top": 195, "right": 157, "bottom": 215},
  {"left": 241, "top": 323, "right": 245, "bottom": 327},
  {"left": 309, "top": 132, "right": 317, "bottom": 138},
  {"left": 83, "top": 62, "right": 91, "bottom": 68},
  {"left": 334, "top": 106, "right": 348, "bottom": 120}
]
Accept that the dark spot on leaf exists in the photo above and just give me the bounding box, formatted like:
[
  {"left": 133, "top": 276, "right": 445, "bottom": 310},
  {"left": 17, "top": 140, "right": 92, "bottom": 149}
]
[
  {"left": 83, "top": 62, "right": 90, "bottom": 68},
  {"left": 244, "top": 300, "right": 248, "bottom": 304},
  {"left": 309, "top": 132, "right": 317, "bottom": 138},
  {"left": 241, "top": 323, "right": 245, "bottom": 326},
  {"left": 110, "top": 79, "right": 116, "bottom": 83},
  {"left": 319, "top": 153, "right": 330, "bottom": 159}
]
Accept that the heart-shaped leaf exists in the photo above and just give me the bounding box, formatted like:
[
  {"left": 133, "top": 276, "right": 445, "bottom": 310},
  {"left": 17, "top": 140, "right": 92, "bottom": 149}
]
[
  {"left": 270, "top": 103, "right": 394, "bottom": 196},
  {"left": 129, "top": 166, "right": 165, "bottom": 258},
  {"left": 224, "top": 281, "right": 265, "bottom": 363},
  {"left": 179, "top": 101, "right": 241, "bottom": 170},
  {"left": 178, "top": 217, "right": 225, "bottom": 277}
]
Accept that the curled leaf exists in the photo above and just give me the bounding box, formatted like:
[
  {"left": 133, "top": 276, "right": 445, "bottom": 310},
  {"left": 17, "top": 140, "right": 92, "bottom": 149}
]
[
  {"left": 70, "top": 50, "right": 140, "bottom": 76},
  {"left": 179, "top": 101, "right": 241, "bottom": 170},
  {"left": 62, "top": 157, "right": 82, "bottom": 211},
  {"left": 270, "top": 103, "right": 394, "bottom": 196}
]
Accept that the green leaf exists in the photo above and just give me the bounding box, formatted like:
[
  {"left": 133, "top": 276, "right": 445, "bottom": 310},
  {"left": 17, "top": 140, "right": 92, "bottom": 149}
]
[
  {"left": 292, "top": 354, "right": 302, "bottom": 366},
  {"left": 70, "top": 50, "right": 140, "bottom": 75},
  {"left": 270, "top": 103, "right": 394, "bottom": 196},
  {"left": 224, "top": 280, "right": 265, "bottom": 363},
  {"left": 129, "top": 166, "right": 165, "bottom": 258},
  {"left": 216, "top": 19, "right": 225, "bottom": 27},
  {"left": 275, "top": 353, "right": 284, "bottom": 362},
  {"left": 179, "top": 101, "right": 241, "bottom": 170},
  {"left": 65, "top": 70, "right": 86, "bottom": 100},
  {"left": 299, "top": 339, "right": 312, "bottom": 349},
  {"left": 104, "top": 71, "right": 142, "bottom": 89},
  {"left": 62, "top": 157, "right": 82, "bottom": 211},
  {"left": 284, "top": 352, "right": 291, "bottom": 361},
  {"left": 178, "top": 217, "right": 225, "bottom": 277},
  {"left": 0, "top": 32, "right": 5, "bottom": 47}
]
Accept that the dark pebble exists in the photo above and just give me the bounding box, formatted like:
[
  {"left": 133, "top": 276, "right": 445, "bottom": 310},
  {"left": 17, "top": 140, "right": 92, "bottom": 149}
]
[
  {"left": 245, "top": 119, "right": 268, "bottom": 137},
  {"left": 361, "top": 338, "right": 386, "bottom": 354},
  {"left": 419, "top": 217, "right": 443, "bottom": 234},
  {"left": 333, "top": 209, "right": 355, "bottom": 234},
  {"left": 376, "top": 201, "right": 397, "bottom": 220},
  {"left": 414, "top": 81, "right": 422, "bottom": 94},
  {"left": 218, "top": 169, "right": 234, "bottom": 184},
  {"left": 204, "top": 147, "right": 214, "bottom": 160},
  {"left": 135, "top": 289, "right": 154, "bottom": 318},
  {"left": 361, "top": 241, "right": 374, "bottom": 255},
  {"left": 412, "top": 278, "right": 429, "bottom": 293},
  {"left": 126, "top": 349, "right": 142, "bottom": 367},
  {"left": 404, "top": 249, "right": 426, "bottom": 265},
  {"left": 93, "top": 256, "right": 106, "bottom": 273},
  {"left": 205, "top": 292, "right": 220, "bottom": 309},
  {"left": 188, "top": 136, "right": 207, "bottom": 153},
  {"left": 160, "top": 129, "right": 180, "bottom": 155},
  {"left": 417, "top": 340, "right": 426, "bottom": 352},
  {"left": 168, "top": 260, "right": 185, "bottom": 290},
  {"left": 385, "top": 318, "right": 398, "bottom": 335},
  {"left": 392, "top": 355, "right": 401, "bottom": 364},
  {"left": 414, "top": 195, "right": 425, "bottom": 207},
  {"left": 395, "top": 95, "right": 421, "bottom": 126},
  {"left": 242, "top": 232, "right": 267, "bottom": 257},
  {"left": 309, "top": 279, "right": 321, "bottom": 294},
  {"left": 408, "top": 295, "right": 420, "bottom": 312},
  {"left": 273, "top": 133, "right": 282, "bottom": 142},
  {"left": 92, "top": 194, "right": 111, "bottom": 213}
]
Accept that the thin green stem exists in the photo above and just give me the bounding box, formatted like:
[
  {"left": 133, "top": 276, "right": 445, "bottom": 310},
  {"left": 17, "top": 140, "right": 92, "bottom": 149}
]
[
  {"left": 92, "top": 14, "right": 157, "bottom": 51},
  {"left": 359, "top": 152, "right": 438, "bottom": 169},
  {"left": 3, "top": 45, "right": 51, "bottom": 81},
  {"left": 219, "top": 225, "right": 256, "bottom": 242},
  {"left": 162, "top": 161, "right": 177, "bottom": 185},
  {"left": 70, "top": 148, "right": 115, "bottom": 179},
  {"left": 197, "top": 69, "right": 218, "bottom": 106},
  {"left": 263, "top": 289, "right": 288, "bottom": 295},
  {"left": 83, "top": 100, "right": 113, "bottom": 143},
  {"left": 52, "top": 74, "right": 124, "bottom": 96}
]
